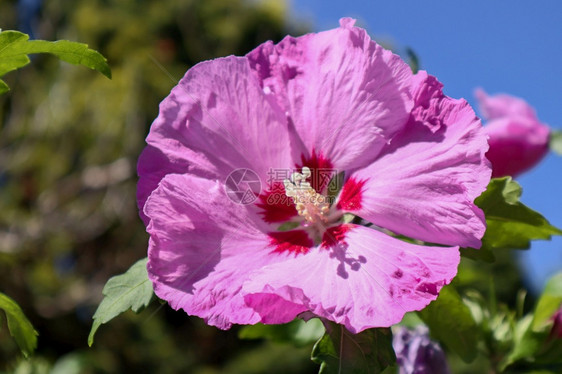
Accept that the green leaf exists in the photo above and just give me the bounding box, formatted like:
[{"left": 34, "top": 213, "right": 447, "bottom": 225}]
[
  {"left": 474, "top": 178, "right": 562, "bottom": 251},
  {"left": 0, "top": 30, "right": 111, "bottom": 93},
  {"left": 312, "top": 333, "right": 339, "bottom": 373},
  {"left": 459, "top": 247, "right": 495, "bottom": 263},
  {"left": 239, "top": 318, "right": 325, "bottom": 347},
  {"left": 0, "top": 292, "right": 38, "bottom": 357},
  {"left": 418, "top": 285, "right": 479, "bottom": 362},
  {"left": 500, "top": 314, "right": 544, "bottom": 370},
  {"left": 405, "top": 47, "right": 420, "bottom": 74},
  {"left": 0, "top": 79, "right": 8, "bottom": 94},
  {"left": 532, "top": 272, "right": 562, "bottom": 331},
  {"left": 88, "top": 258, "right": 153, "bottom": 346},
  {"left": 311, "top": 322, "right": 395, "bottom": 374},
  {"left": 550, "top": 130, "right": 562, "bottom": 156}
]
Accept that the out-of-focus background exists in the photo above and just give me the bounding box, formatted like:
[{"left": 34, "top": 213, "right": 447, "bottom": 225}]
[{"left": 0, "top": 0, "right": 559, "bottom": 372}]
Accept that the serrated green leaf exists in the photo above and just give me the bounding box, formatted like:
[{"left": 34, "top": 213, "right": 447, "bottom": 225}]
[
  {"left": 239, "top": 318, "right": 325, "bottom": 347},
  {"left": 0, "top": 30, "right": 111, "bottom": 93},
  {"left": 474, "top": 178, "right": 562, "bottom": 252},
  {"left": 311, "top": 322, "right": 395, "bottom": 374},
  {"left": 532, "top": 272, "right": 562, "bottom": 331},
  {"left": 88, "top": 258, "right": 153, "bottom": 346},
  {"left": 0, "top": 292, "right": 38, "bottom": 357},
  {"left": 551, "top": 130, "right": 562, "bottom": 156},
  {"left": 418, "top": 285, "right": 479, "bottom": 362}
]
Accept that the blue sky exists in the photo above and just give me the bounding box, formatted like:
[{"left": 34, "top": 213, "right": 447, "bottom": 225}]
[{"left": 289, "top": 1, "right": 562, "bottom": 292}]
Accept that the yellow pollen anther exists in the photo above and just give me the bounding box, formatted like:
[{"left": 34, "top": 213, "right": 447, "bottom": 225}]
[{"left": 283, "top": 167, "right": 330, "bottom": 224}]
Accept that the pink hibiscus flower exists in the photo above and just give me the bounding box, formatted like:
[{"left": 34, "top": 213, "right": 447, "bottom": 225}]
[
  {"left": 475, "top": 88, "right": 550, "bottom": 178},
  {"left": 138, "top": 18, "right": 491, "bottom": 333}
]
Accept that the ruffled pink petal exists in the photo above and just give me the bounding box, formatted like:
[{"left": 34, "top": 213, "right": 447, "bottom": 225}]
[
  {"left": 475, "top": 87, "right": 538, "bottom": 120},
  {"left": 247, "top": 18, "right": 414, "bottom": 171},
  {"left": 243, "top": 293, "right": 308, "bottom": 325},
  {"left": 243, "top": 225, "right": 460, "bottom": 333},
  {"left": 138, "top": 56, "right": 295, "bottom": 224},
  {"left": 348, "top": 73, "right": 490, "bottom": 248},
  {"left": 145, "top": 173, "right": 276, "bottom": 328},
  {"left": 137, "top": 145, "right": 217, "bottom": 225}
]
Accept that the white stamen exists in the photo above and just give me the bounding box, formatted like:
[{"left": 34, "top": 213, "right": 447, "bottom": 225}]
[{"left": 283, "top": 169, "right": 330, "bottom": 224}]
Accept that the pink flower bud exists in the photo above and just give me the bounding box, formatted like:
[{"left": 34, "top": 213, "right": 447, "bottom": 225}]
[{"left": 475, "top": 88, "right": 550, "bottom": 178}]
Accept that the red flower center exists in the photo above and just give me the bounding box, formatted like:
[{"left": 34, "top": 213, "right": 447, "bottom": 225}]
[{"left": 257, "top": 150, "right": 366, "bottom": 255}]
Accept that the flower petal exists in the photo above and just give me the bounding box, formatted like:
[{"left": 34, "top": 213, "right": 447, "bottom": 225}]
[
  {"left": 137, "top": 144, "right": 215, "bottom": 225},
  {"left": 243, "top": 225, "right": 460, "bottom": 333},
  {"left": 475, "top": 87, "right": 538, "bottom": 120},
  {"left": 348, "top": 73, "right": 490, "bottom": 248},
  {"left": 247, "top": 18, "right": 414, "bottom": 171},
  {"left": 138, "top": 56, "right": 294, "bottom": 224},
  {"left": 145, "top": 173, "right": 274, "bottom": 328}
]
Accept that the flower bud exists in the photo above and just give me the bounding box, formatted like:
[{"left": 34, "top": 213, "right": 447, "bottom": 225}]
[{"left": 476, "top": 88, "right": 550, "bottom": 178}]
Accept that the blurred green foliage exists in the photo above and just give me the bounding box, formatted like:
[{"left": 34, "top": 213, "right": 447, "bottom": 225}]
[{"left": 0, "top": 0, "right": 315, "bottom": 372}]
